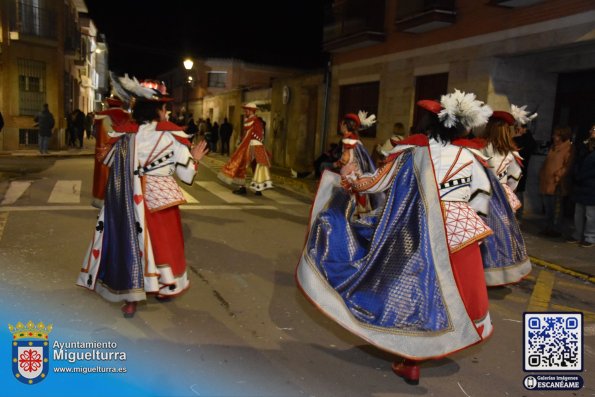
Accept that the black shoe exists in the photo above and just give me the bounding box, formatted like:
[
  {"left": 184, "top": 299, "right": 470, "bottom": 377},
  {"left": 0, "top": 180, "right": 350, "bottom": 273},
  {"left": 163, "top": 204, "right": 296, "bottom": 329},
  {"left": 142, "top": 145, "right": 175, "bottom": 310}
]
[
  {"left": 254, "top": 191, "right": 262, "bottom": 196},
  {"left": 232, "top": 187, "right": 247, "bottom": 195},
  {"left": 579, "top": 241, "right": 594, "bottom": 248}
]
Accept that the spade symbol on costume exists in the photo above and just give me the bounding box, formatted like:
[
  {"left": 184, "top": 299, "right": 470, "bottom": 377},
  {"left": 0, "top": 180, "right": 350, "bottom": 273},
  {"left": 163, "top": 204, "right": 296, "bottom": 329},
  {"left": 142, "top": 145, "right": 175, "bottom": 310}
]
[
  {"left": 96, "top": 221, "right": 104, "bottom": 232},
  {"left": 87, "top": 275, "right": 93, "bottom": 287},
  {"left": 135, "top": 222, "right": 143, "bottom": 234}
]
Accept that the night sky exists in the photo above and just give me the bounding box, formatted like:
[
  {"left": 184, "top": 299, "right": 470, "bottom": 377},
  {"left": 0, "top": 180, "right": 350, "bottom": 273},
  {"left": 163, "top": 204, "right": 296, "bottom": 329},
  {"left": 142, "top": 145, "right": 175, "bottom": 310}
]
[{"left": 85, "top": 0, "right": 327, "bottom": 78}]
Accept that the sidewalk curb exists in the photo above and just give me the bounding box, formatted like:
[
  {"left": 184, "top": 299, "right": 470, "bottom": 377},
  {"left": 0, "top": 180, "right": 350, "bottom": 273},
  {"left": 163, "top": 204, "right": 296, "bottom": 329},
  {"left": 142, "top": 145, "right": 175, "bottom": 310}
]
[{"left": 530, "top": 255, "right": 595, "bottom": 284}]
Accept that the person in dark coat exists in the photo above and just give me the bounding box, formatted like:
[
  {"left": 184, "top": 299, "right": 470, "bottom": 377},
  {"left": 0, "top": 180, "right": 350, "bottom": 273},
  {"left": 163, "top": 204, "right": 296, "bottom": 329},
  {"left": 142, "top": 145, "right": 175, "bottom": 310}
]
[
  {"left": 73, "top": 109, "right": 86, "bottom": 148},
  {"left": 211, "top": 121, "right": 220, "bottom": 153},
  {"left": 0, "top": 110, "right": 4, "bottom": 132},
  {"left": 85, "top": 112, "right": 95, "bottom": 139},
  {"left": 34, "top": 104, "right": 55, "bottom": 154},
  {"left": 185, "top": 118, "right": 198, "bottom": 142},
  {"left": 512, "top": 107, "right": 538, "bottom": 222},
  {"left": 219, "top": 118, "right": 233, "bottom": 155},
  {"left": 567, "top": 124, "right": 595, "bottom": 248}
]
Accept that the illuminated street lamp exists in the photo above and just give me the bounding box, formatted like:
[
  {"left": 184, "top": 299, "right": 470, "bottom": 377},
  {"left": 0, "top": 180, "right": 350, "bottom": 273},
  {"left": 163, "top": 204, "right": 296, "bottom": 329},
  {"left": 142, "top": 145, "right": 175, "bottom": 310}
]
[
  {"left": 183, "top": 58, "right": 194, "bottom": 123},
  {"left": 183, "top": 58, "right": 194, "bottom": 71}
]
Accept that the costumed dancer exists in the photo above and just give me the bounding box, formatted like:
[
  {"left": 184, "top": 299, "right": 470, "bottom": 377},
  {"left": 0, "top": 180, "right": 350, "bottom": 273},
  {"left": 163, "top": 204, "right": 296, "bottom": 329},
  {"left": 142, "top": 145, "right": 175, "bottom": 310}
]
[
  {"left": 482, "top": 111, "right": 523, "bottom": 211},
  {"left": 296, "top": 89, "right": 494, "bottom": 385},
  {"left": 334, "top": 111, "right": 384, "bottom": 215},
  {"left": 77, "top": 74, "right": 209, "bottom": 318},
  {"left": 217, "top": 102, "right": 272, "bottom": 196},
  {"left": 91, "top": 95, "right": 131, "bottom": 208},
  {"left": 479, "top": 110, "right": 532, "bottom": 286}
]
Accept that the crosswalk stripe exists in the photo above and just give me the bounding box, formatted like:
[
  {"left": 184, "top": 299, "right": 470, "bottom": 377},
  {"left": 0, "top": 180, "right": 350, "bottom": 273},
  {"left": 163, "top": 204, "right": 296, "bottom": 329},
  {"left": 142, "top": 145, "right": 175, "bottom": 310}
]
[
  {"left": 47, "top": 180, "right": 82, "bottom": 203},
  {"left": 195, "top": 181, "right": 253, "bottom": 204},
  {"left": 1, "top": 181, "right": 33, "bottom": 205},
  {"left": 180, "top": 188, "right": 199, "bottom": 203},
  {"left": 261, "top": 189, "right": 306, "bottom": 205}
]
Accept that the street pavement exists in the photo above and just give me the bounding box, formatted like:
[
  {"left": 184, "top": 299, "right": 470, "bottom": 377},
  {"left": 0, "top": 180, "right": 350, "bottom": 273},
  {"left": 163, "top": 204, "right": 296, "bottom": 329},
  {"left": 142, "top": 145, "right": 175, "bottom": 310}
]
[
  {"left": 6, "top": 147, "right": 590, "bottom": 279},
  {"left": 0, "top": 149, "right": 593, "bottom": 397}
]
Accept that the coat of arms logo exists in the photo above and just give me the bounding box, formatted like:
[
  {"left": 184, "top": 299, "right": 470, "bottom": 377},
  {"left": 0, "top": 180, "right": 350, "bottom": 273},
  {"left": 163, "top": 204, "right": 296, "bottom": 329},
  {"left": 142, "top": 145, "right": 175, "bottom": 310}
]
[{"left": 8, "top": 321, "right": 53, "bottom": 384}]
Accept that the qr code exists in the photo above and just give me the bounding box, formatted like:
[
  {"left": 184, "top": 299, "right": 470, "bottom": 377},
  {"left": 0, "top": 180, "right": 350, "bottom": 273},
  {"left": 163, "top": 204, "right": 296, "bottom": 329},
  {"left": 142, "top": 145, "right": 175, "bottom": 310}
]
[{"left": 524, "top": 312, "right": 583, "bottom": 371}]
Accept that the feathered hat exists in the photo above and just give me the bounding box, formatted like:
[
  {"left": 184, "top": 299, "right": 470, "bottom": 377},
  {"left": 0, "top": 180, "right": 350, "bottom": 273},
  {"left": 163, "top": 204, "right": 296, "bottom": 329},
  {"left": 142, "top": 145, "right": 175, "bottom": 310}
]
[
  {"left": 110, "top": 72, "right": 173, "bottom": 104},
  {"left": 435, "top": 89, "right": 493, "bottom": 130},
  {"left": 510, "top": 104, "right": 538, "bottom": 126},
  {"left": 490, "top": 111, "right": 515, "bottom": 126},
  {"left": 242, "top": 102, "right": 259, "bottom": 110},
  {"left": 343, "top": 110, "right": 377, "bottom": 131}
]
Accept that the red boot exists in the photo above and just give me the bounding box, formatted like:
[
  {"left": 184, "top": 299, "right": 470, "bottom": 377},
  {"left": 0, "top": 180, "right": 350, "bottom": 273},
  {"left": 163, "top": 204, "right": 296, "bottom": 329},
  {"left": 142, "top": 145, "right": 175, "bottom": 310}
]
[
  {"left": 121, "top": 301, "right": 137, "bottom": 318},
  {"left": 392, "top": 359, "right": 420, "bottom": 385}
]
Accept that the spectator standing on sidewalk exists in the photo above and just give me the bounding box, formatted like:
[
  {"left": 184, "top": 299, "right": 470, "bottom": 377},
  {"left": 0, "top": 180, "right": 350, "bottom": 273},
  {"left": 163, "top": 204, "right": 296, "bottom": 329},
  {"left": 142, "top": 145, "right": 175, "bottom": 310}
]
[
  {"left": 85, "top": 111, "right": 95, "bottom": 139},
  {"left": 74, "top": 109, "right": 86, "bottom": 148},
  {"left": 539, "top": 126, "right": 573, "bottom": 237},
  {"left": 185, "top": 117, "right": 198, "bottom": 142},
  {"left": 34, "top": 103, "right": 55, "bottom": 154},
  {"left": 567, "top": 123, "right": 595, "bottom": 248},
  {"left": 211, "top": 121, "right": 219, "bottom": 153},
  {"left": 512, "top": 105, "right": 538, "bottom": 223},
  {"left": 219, "top": 118, "right": 232, "bottom": 155}
]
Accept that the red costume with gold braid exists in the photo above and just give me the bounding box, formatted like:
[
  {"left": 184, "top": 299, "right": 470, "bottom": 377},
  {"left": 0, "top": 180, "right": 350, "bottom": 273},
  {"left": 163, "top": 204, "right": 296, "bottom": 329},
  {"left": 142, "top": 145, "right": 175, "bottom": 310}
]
[
  {"left": 218, "top": 113, "right": 272, "bottom": 191},
  {"left": 92, "top": 106, "right": 131, "bottom": 205}
]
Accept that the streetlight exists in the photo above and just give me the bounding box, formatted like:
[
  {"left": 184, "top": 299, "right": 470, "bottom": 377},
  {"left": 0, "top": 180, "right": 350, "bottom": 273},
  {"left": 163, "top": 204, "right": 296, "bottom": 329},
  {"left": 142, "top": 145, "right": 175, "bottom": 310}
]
[{"left": 183, "top": 58, "right": 194, "bottom": 124}]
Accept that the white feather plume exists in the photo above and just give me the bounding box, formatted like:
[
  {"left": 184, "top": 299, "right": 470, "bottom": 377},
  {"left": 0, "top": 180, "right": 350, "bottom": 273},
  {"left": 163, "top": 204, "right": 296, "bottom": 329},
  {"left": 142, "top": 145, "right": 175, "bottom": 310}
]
[
  {"left": 357, "top": 110, "right": 376, "bottom": 129},
  {"left": 119, "top": 74, "right": 158, "bottom": 100},
  {"left": 109, "top": 72, "right": 131, "bottom": 102},
  {"left": 438, "top": 89, "right": 493, "bottom": 130},
  {"left": 510, "top": 104, "right": 538, "bottom": 126},
  {"left": 109, "top": 72, "right": 159, "bottom": 102}
]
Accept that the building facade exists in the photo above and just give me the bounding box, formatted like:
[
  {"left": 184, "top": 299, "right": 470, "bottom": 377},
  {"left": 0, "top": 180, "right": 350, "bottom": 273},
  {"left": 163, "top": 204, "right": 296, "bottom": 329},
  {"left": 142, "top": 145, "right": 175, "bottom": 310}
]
[
  {"left": 158, "top": 58, "right": 302, "bottom": 153},
  {"left": 0, "top": 0, "right": 106, "bottom": 151},
  {"left": 322, "top": 0, "right": 595, "bottom": 214},
  {"left": 324, "top": 0, "right": 595, "bottom": 147}
]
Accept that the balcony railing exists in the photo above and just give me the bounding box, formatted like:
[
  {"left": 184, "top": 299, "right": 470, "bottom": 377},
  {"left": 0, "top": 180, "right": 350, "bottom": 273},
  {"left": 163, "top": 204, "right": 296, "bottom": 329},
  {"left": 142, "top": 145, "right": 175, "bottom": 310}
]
[
  {"left": 323, "top": 0, "right": 386, "bottom": 52},
  {"left": 395, "top": 0, "right": 456, "bottom": 33},
  {"left": 9, "top": 1, "right": 57, "bottom": 40},
  {"left": 489, "top": 0, "right": 545, "bottom": 7}
]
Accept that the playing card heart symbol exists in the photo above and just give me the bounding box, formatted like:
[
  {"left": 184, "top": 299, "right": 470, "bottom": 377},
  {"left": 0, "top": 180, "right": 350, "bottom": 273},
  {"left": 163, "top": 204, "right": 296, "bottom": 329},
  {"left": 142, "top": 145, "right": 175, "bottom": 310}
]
[
  {"left": 92, "top": 249, "right": 100, "bottom": 259},
  {"left": 133, "top": 195, "right": 143, "bottom": 205}
]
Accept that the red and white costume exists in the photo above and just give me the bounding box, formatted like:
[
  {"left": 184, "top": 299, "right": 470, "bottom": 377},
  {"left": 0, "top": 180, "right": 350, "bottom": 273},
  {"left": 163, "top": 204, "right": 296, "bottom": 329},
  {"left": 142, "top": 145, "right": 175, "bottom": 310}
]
[
  {"left": 218, "top": 113, "right": 273, "bottom": 191},
  {"left": 374, "top": 136, "right": 494, "bottom": 338},
  {"left": 482, "top": 144, "right": 523, "bottom": 211},
  {"left": 78, "top": 121, "right": 198, "bottom": 301},
  {"left": 91, "top": 102, "right": 131, "bottom": 207}
]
